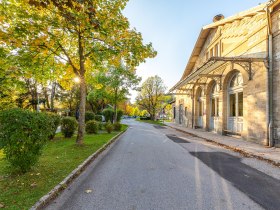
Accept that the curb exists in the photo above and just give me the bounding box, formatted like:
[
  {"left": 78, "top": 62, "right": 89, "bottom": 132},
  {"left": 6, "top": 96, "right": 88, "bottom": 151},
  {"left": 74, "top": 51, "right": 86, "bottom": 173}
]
[
  {"left": 30, "top": 128, "right": 128, "bottom": 210},
  {"left": 166, "top": 125, "right": 280, "bottom": 168}
]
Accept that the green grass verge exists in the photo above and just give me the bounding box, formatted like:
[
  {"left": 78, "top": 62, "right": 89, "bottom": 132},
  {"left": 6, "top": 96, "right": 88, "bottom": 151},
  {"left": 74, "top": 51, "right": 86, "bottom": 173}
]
[
  {"left": 0, "top": 125, "right": 128, "bottom": 210},
  {"left": 136, "top": 118, "right": 166, "bottom": 126}
]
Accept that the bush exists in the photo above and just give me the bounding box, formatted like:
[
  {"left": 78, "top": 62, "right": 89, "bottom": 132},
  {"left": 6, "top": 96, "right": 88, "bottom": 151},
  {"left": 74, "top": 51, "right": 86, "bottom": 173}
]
[
  {"left": 102, "top": 108, "right": 114, "bottom": 123},
  {"left": 0, "top": 108, "right": 53, "bottom": 173},
  {"left": 116, "top": 110, "right": 124, "bottom": 122},
  {"left": 140, "top": 116, "right": 151, "bottom": 120},
  {"left": 94, "top": 114, "right": 103, "bottom": 122},
  {"left": 86, "top": 120, "right": 99, "bottom": 134},
  {"left": 98, "top": 122, "right": 103, "bottom": 130},
  {"left": 85, "top": 111, "right": 95, "bottom": 123},
  {"left": 47, "top": 113, "right": 61, "bottom": 140},
  {"left": 61, "top": 117, "right": 78, "bottom": 138},
  {"left": 105, "top": 121, "right": 113, "bottom": 134},
  {"left": 113, "top": 122, "right": 122, "bottom": 131}
]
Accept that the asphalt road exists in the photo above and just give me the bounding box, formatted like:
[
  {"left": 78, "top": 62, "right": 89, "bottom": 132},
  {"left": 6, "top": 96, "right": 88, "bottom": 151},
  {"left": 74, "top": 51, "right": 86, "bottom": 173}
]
[{"left": 45, "top": 119, "right": 280, "bottom": 210}]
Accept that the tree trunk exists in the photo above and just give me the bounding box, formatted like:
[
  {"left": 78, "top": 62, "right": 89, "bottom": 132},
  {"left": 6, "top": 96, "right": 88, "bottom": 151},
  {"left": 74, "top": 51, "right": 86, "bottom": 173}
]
[
  {"left": 89, "top": 101, "right": 95, "bottom": 113},
  {"left": 50, "top": 82, "right": 56, "bottom": 111},
  {"left": 76, "top": 74, "right": 86, "bottom": 145},
  {"left": 76, "top": 31, "right": 86, "bottom": 145},
  {"left": 114, "top": 104, "right": 117, "bottom": 123},
  {"left": 151, "top": 108, "right": 156, "bottom": 121},
  {"left": 43, "top": 87, "right": 50, "bottom": 109},
  {"left": 113, "top": 88, "right": 118, "bottom": 123}
]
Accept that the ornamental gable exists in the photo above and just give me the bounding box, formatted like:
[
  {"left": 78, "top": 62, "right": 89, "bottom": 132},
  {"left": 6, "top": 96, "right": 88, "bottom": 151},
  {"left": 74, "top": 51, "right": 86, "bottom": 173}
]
[{"left": 191, "top": 12, "right": 267, "bottom": 75}]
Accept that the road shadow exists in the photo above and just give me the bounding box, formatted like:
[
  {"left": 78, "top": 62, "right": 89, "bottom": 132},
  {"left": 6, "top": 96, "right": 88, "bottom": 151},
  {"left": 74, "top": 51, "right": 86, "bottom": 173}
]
[
  {"left": 189, "top": 151, "right": 280, "bottom": 210},
  {"left": 154, "top": 125, "right": 167, "bottom": 129},
  {"left": 166, "top": 134, "right": 190, "bottom": 143}
]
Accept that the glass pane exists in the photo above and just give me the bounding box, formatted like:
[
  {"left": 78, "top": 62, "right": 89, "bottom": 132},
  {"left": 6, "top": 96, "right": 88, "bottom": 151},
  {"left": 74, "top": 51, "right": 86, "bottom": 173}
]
[
  {"left": 230, "top": 94, "right": 236, "bottom": 117},
  {"left": 216, "top": 98, "right": 219, "bottom": 116},
  {"left": 185, "top": 107, "right": 188, "bottom": 117},
  {"left": 238, "top": 92, "right": 243, "bottom": 117},
  {"left": 173, "top": 107, "right": 176, "bottom": 119},
  {"left": 212, "top": 84, "right": 216, "bottom": 94},
  {"left": 230, "top": 75, "right": 237, "bottom": 87},
  {"left": 211, "top": 98, "right": 215, "bottom": 116}
]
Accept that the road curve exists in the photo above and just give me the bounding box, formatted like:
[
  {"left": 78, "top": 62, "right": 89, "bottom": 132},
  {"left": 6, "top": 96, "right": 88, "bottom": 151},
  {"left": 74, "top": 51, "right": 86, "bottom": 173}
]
[{"left": 45, "top": 119, "right": 280, "bottom": 210}]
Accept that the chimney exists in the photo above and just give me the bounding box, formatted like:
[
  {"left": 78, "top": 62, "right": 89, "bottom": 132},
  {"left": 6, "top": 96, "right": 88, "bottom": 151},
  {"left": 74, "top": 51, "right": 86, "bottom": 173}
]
[{"left": 213, "top": 14, "right": 225, "bottom": 22}]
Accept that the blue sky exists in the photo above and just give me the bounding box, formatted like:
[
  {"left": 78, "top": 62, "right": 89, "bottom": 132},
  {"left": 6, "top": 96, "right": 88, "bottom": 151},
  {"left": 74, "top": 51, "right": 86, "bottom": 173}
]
[{"left": 123, "top": 0, "right": 266, "bottom": 102}]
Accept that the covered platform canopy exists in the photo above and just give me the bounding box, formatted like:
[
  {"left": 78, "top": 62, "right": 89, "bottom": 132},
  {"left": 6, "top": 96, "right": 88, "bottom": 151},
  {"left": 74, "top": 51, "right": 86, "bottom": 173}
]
[{"left": 169, "top": 56, "right": 267, "bottom": 95}]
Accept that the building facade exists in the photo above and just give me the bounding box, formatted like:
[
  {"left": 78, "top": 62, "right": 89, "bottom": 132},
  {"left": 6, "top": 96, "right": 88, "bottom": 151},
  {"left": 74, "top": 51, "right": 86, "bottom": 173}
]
[{"left": 170, "top": 0, "right": 280, "bottom": 147}]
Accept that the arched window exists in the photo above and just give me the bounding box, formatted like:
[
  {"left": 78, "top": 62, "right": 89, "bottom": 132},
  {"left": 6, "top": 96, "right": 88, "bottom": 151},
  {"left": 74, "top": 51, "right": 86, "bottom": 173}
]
[
  {"left": 228, "top": 72, "right": 244, "bottom": 133},
  {"left": 229, "top": 73, "right": 243, "bottom": 117},
  {"left": 211, "top": 83, "right": 219, "bottom": 117}
]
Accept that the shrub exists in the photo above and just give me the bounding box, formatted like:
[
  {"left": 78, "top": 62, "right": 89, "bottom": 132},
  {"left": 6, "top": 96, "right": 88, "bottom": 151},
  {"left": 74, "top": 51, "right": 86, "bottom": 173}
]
[
  {"left": 47, "top": 113, "right": 61, "bottom": 140},
  {"left": 61, "top": 117, "right": 78, "bottom": 138},
  {"left": 0, "top": 108, "right": 52, "bottom": 173},
  {"left": 113, "top": 122, "right": 122, "bottom": 131},
  {"left": 86, "top": 120, "right": 99, "bottom": 134},
  {"left": 116, "top": 110, "right": 124, "bottom": 122},
  {"left": 102, "top": 108, "right": 114, "bottom": 123},
  {"left": 94, "top": 115, "right": 103, "bottom": 122},
  {"left": 98, "top": 122, "right": 103, "bottom": 130},
  {"left": 105, "top": 121, "right": 113, "bottom": 133},
  {"left": 85, "top": 111, "right": 95, "bottom": 123},
  {"left": 140, "top": 116, "right": 151, "bottom": 120},
  {"left": 68, "top": 110, "right": 76, "bottom": 117}
]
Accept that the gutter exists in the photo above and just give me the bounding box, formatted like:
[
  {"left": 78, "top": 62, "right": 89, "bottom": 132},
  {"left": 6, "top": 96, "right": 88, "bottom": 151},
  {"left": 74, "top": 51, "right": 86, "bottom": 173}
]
[
  {"left": 266, "top": 3, "right": 275, "bottom": 147},
  {"left": 191, "top": 87, "right": 195, "bottom": 129}
]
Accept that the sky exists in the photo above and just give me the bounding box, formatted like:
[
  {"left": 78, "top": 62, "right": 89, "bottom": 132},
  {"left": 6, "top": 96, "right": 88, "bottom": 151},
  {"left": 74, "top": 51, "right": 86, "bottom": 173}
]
[{"left": 123, "top": 0, "right": 266, "bottom": 102}]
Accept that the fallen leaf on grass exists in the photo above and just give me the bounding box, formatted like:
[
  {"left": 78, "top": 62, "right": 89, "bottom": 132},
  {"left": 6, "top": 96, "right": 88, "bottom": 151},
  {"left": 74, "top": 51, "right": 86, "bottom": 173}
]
[
  {"left": 30, "top": 182, "right": 37, "bottom": 188},
  {"left": 85, "top": 189, "right": 93, "bottom": 194},
  {"left": 0, "top": 203, "right": 5, "bottom": 208}
]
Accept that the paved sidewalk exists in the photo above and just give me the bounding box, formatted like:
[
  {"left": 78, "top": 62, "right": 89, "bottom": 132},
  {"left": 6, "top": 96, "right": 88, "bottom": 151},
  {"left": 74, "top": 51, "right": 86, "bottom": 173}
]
[{"left": 165, "top": 122, "right": 280, "bottom": 166}]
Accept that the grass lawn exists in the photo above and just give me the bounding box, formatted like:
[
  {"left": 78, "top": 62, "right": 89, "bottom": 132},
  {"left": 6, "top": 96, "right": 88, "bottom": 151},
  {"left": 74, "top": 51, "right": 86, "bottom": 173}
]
[
  {"left": 0, "top": 125, "right": 127, "bottom": 210},
  {"left": 136, "top": 118, "right": 166, "bottom": 126}
]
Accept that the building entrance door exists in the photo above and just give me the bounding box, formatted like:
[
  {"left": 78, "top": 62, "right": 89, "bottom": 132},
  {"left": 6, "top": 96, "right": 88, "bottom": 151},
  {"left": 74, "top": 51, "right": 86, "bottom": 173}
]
[{"left": 227, "top": 73, "right": 243, "bottom": 134}]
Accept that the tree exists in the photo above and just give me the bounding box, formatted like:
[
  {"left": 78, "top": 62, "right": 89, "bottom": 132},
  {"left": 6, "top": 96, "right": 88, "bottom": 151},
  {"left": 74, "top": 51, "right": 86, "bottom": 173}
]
[
  {"left": 133, "top": 106, "right": 140, "bottom": 116},
  {"left": 164, "top": 104, "right": 173, "bottom": 119},
  {"left": 136, "top": 75, "right": 166, "bottom": 120},
  {"left": 140, "top": 109, "right": 149, "bottom": 117},
  {"left": 98, "top": 64, "right": 140, "bottom": 122},
  {"left": 0, "top": 47, "right": 26, "bottom": 110},
  {"left": 1, "top": 0, "right": 156, "bottom": 144},
  {"left": 125, "top": 104, "right": 135, "bottom": 116},
  {"left": 87, "top": 87, "right": 108, "bottom": 113}
]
